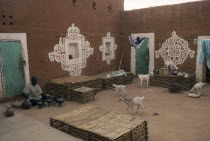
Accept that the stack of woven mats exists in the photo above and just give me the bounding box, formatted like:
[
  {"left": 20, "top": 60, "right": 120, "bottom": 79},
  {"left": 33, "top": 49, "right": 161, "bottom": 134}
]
[{"left": 50, "top": 105, "right": 148, "bottom": 141}]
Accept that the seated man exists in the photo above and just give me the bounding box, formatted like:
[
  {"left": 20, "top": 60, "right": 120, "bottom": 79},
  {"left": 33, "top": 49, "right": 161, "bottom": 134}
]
[{"left": 22, "top": 76, "right": 43, "bottom": 106}]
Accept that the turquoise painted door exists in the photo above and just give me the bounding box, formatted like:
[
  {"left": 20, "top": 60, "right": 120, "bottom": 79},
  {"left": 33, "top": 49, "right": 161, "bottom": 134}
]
[
  {"left": 0, "top": 41, "right": 25, "bottom": 97},
  {"left": 136, "top": 38, "right": 149, "bottom": 75}
]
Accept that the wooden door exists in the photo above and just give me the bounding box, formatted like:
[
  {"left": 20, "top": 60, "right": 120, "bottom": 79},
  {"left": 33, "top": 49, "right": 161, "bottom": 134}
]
[
  {"left": 136, "top": 38, "right": 149, "bottom": 75},
  {"left": 0, "top": 41, "right": 25, "bottom": 97},
  {"left": 0, "top": 54, "right": 3, "bottom": 98}
]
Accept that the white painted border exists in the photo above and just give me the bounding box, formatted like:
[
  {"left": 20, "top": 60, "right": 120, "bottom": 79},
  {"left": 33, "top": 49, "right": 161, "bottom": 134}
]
[
  {"left": 130, "top": 33, "right": 155, "bottom": 75},
  {"left": 0, "top": 33, "right": 30, "bottom": 85},
  {"left": 195, "top": 36, "right": 210, "bottom": 82},
  {"left": 99, "top": 32, "right": 117, "bottom": 65}
]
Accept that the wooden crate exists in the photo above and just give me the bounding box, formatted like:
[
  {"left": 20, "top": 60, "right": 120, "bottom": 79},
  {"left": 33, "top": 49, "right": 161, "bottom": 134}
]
[
  {"left": 102, "top": 75, "right": 125, "bottom": 90},
  {"left": 72, "top": 87, "right": 94, "bottom": 104},
  {"left": 159, "top": 68, "right": 169, "bottom": 76},
  {"left": 47, "top": 72, "right": 134, "bottom": 100},
  {"left": 47, "top": 82, "right": 70, "bottom": 99},
  {"left": 91, "top": 78, "right": 103, "bottom": 93},
  {"left": 89, "top": 72, "right": 134, "bottom": 90},
  {"left": 47, "top": 76, "right": 103, "bottom": 101},
  {"left": 50, "top": 105, "right": 149, "bottom": 141},
  {"left": 150, "top": 74, "right": 195, "bottom": 91}
]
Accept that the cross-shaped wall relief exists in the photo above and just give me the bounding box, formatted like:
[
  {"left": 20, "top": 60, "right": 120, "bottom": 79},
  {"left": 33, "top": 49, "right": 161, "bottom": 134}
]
[
  {"left": 155, "top": 31, "right": 195, "bottom": 65},
  {"left": 49, "top": 24, "right": 94, "bottom": 76}
]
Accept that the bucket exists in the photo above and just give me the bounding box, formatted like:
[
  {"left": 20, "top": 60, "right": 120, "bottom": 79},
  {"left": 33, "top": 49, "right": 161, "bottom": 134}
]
[{"left": 168, "top": 83, "right": 180, "bottom": 93}]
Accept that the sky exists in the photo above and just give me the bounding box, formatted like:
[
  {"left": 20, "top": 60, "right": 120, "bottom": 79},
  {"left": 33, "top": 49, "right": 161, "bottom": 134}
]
[{"left": 124, "top": 0, "right": 202, "bottom": 11}]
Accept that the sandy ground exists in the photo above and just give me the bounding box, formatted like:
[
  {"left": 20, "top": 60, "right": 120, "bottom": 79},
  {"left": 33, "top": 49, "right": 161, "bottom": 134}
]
[{"left": 1, "top": 79, "right": 210, "bottom": 141}]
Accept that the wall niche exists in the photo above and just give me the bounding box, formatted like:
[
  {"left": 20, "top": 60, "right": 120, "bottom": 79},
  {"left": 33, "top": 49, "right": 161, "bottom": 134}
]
[
  {"left": 99, "top": 32, "right": 117, "bottom": 65},
  {"left": 68, "top": 43, "right": 79, "bottom": 59},
  {"left": 64, "top": 39, "right": 82, "bottom": 66}
]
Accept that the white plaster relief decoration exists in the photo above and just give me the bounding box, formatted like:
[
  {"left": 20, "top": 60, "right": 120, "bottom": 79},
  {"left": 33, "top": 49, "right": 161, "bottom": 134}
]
[
  {"left": 99, "top": 32, "right": 117, "bottom": 65},
  {"left": 155, "top": 31, "right": 195, "bottom": 65},
  {"left": 49, "top": 23, "right": 94, "bottom": 76}
]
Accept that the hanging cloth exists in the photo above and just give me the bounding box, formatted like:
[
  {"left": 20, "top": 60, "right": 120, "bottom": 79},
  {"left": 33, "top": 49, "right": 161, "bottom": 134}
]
[
  {"left": 199, "top": 39, "right": 210, "bottom": 69},
  {"left": 129, "top": 36, "right": 145, "bottom": 49},
  {"left": 0, "top": 49, "right": 2, "bottom": 73}
]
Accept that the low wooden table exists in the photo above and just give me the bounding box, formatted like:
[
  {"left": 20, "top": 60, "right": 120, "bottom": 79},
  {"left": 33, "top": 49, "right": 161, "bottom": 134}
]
[
  {"left": 47, "top": 72, "right": 134, "bottom": 100},
  {"left": 92, "top": 72, "right": 134, "bottom": 89},
  {"left": 50, "top": 105, "right": 148, "bottom": 141},
  {"left": 47, "top": 75, "right": 102, "bottom": 101},
  {"left": 150, "top": 74, "right": 195, "bottom": 91}
]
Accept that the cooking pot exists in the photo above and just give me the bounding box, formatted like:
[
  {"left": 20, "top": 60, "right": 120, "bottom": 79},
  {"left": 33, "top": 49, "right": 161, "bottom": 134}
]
[
  {"left": 21, "top": 100, "right": 32, "bottom": 109},
  {"left": 168, "top": 83, "right": 180, "bottom": 93}
]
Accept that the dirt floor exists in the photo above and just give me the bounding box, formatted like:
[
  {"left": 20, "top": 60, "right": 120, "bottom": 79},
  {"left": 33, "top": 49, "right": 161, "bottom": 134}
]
[{"left": 1, "top": 79, "right": 210, "bottom": 141}]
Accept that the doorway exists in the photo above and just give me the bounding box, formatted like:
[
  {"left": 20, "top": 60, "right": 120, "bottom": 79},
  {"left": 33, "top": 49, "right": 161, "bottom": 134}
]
[
  {"left": 135, "top": 38, "right": 149, "bottom": 75},
  {"left": 196, "top": 36, "right": 210, "bottom": 82},
  {"left": 0, "top": 41, "right": 25, "bottom": 97},
  {"left": 0, "top": 33, "right": 30, "bottom": 98},
  {"left": 130, "top": 33, "right": 155, "bottom": 76},
  {"left": 0, "top": 55, "right": 3, "bottom": 97},
  {"left": 206, "top": 67, "right": 210, "bottom": 83}
]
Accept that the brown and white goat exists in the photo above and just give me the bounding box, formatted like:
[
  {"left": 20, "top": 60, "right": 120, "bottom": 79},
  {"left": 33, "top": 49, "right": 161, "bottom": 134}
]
[{"left": 119, "top": 96, "right": 144, "bottom": 113}]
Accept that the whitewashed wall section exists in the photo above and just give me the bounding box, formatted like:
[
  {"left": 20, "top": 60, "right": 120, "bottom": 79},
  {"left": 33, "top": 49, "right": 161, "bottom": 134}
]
[
  {"left": 155, "top": 31, "right": 195, "bottom": 65},
  {"left": 99, "top": 32, "right": 117, "bottom": 65},
  {"left": 48, "top": 24, "right": 94, "bottom": 76}
]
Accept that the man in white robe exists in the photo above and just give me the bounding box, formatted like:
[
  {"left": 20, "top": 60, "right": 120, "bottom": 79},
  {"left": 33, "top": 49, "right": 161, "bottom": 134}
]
[{"left": 22, "top": 76, "right": 43, "bottom": 106}]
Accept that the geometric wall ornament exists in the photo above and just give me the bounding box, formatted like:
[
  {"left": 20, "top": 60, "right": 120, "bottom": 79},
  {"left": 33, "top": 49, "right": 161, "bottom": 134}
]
[
  {"left": 49, "top": 23, "right": 94, "bottom": 76},
  {"left": 99, "top": 32, "right": 117, "bottom": 65},
  {"left": 155, "top": 31, "right": 195, "bottom": 65}
]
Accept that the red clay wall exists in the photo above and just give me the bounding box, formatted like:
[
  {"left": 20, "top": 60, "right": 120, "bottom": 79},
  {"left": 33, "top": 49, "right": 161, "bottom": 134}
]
[
  {"left": 0, "top": 0, "right": 124, "bottom": 89},
  {"left": 120, "top": 1, "right": 210, "bottom": 74}
]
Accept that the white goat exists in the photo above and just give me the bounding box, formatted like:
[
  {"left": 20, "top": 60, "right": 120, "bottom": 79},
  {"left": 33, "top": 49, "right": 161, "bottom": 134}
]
[
  {"left": 112, "top": 84, "right": 127, "bottom": 97},
  {"left": 190, "top": 82, "right": 206, "bottom": 94},
  {"left": 164, "top": 60, "right": 179, "bottom": 73},
  {"left": 119, "top": 96, "right": 144, "bottom": 113},
  {"left": 138, "top": 72, "right": 153, "bottom": 87}
]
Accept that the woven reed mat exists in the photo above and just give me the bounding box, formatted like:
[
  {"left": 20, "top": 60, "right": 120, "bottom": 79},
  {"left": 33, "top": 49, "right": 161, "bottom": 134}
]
[
  {"left": 90, "top": 71, "right": 129, "bottom": 79},
  {"left": 90, "top": 71, "right": 114, "bottom": 79},
  {"left": 50, "top": 71, "right": 130, "bottom": 84},
  {"left": 51, "top": 105, "right": 145, "bottom": 140},
  {"left": 50, "top": 75, "right": 97, "bottom": 84},
  {"left": 73, "top": 86, "right": 93, "bottom": 92}
]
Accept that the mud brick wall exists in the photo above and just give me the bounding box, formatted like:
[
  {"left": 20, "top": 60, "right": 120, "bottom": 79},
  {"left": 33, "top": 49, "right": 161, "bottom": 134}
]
[
  {"left": 0, "top": 0, "right": 124, "bottom": 89},
  {"left": 120, "top": 1, "right": 210, "bottom": 74}
]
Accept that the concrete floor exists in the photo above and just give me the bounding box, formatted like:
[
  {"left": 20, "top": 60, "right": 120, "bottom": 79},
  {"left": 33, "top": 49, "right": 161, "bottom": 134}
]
[
  {"left": 1, "top": 79, "right": 210, "bottom": 141},
  {"left": 0, "top": 107, "right": 81, "bottom": 141}
]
